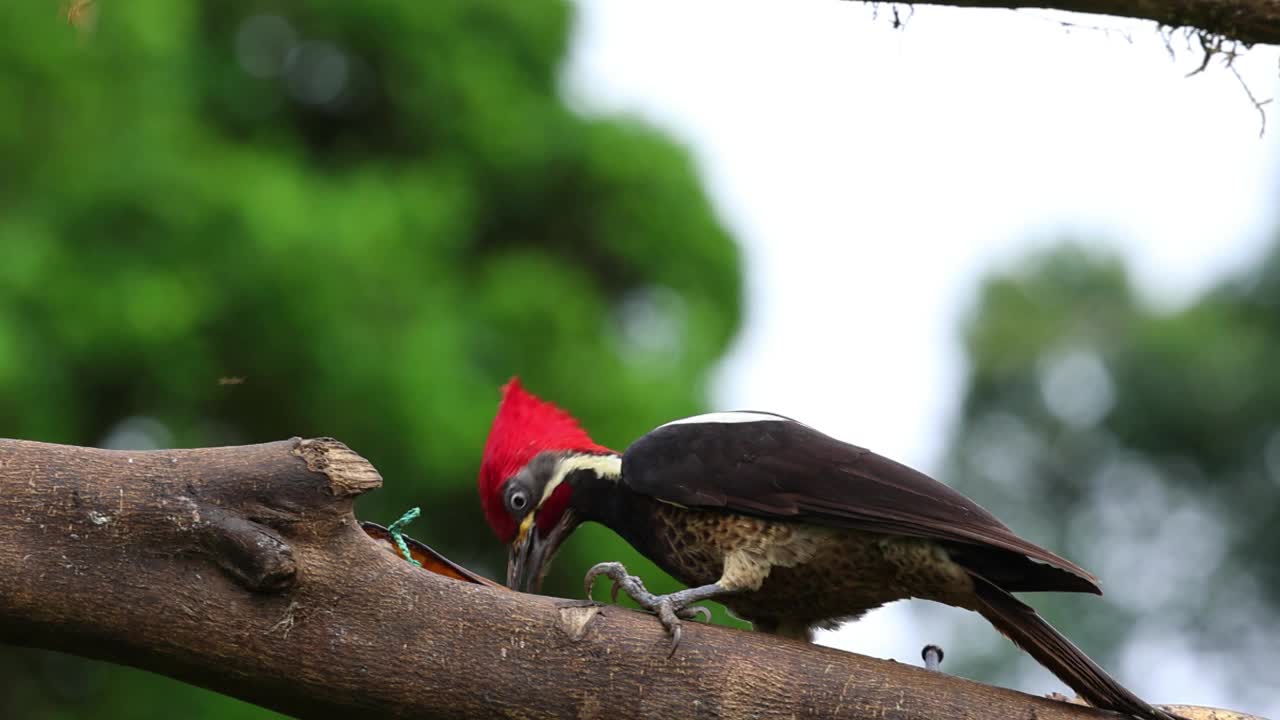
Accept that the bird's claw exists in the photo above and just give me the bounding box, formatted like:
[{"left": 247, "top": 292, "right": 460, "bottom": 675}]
[
  {"left": 583, "top": 561, "right": 710, "bottom": 655},
  {"left": 680, "top": 605, "right": 712, "bottom": 623}
]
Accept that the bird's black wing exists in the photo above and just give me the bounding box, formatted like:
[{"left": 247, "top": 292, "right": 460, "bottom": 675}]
[{"left": 621, "top": 414, "right": 1099, "bottom": 593}]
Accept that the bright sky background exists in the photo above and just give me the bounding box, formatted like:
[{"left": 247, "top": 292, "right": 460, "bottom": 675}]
[{"left": 567, "top": 0, "right": 1280, "bottom": 715}]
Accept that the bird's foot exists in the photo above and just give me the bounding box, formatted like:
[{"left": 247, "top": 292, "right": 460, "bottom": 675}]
[
  {"left": 921, "top": 644, "right": 945, "bottom": 672},
  {"left": 583, "top": 561, "right": 714, "bottom": 655}
]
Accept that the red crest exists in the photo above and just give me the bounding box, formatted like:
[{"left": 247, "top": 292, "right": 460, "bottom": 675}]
[{"left": 479, "top": 378, "right": 611, "bottom": 541}]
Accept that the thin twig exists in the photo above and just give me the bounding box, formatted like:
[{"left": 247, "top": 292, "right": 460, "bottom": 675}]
[{"left": 1229, "top": 63, "right": 1272, "bottom": 137}]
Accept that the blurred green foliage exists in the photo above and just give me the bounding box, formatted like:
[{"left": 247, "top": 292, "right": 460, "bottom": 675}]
[
  {"left": 0, "top": 1, "right": 740, "bottom": 716},
  {"left": 942, "top": 243, "right": 1280, "bottom": 711}
]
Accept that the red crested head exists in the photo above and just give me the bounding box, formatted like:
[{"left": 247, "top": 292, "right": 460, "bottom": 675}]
[{"left": 479, "top": 378, "right": 611, "bottom": 542}]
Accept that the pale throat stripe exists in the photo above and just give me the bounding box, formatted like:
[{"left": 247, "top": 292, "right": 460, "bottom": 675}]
[
  {"left": 537, "top": 453, "right": 623, "bottom": 507},
  {"left": 658, "top": 411, "right": 788, "bottom": 428}
]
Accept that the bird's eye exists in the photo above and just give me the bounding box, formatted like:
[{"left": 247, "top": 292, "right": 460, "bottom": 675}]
[{"left": 509, "top": 490, "right": 528, "bottom": 512}]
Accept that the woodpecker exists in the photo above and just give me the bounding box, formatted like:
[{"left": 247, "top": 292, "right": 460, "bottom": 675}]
[{"left": 478, "top": 379, "right": 1176, "bottom": 720}]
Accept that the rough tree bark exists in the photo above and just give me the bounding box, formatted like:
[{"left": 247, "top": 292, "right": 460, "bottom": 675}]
[
  {"left": 865, "top": 0, "right": 1280, "bottom": 45},
  {"left": 0, "top": 438, "right": 1255, "bottom": 719}
]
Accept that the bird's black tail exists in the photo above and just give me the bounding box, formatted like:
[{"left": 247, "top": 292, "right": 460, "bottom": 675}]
[{"left": 968, "top": 572, "right": 1181, "bottom": 720}]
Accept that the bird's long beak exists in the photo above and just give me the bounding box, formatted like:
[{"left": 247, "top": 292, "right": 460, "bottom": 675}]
[{"left": 506, "top": 508, "right": 579, "bottom": 593}]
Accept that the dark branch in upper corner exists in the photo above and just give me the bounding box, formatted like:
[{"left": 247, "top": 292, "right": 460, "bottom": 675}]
[{"left": 851, "top": 0, "right": 1280, "bottom": 46}]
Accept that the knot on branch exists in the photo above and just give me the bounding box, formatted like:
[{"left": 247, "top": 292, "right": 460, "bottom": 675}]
[
  {"left": 186, "top": 501, "right": 297, "bottom": 592},
  {"left": 557, "top": 604, "right": 602, "bottom": 642}
]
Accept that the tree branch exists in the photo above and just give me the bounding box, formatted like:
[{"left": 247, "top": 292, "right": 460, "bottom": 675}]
[
  {"left": 866, "top": 0, "right": 1280, "bottom": 45},
  {"left": 0, "top": 438, "right": 1252, "bottom": 719}
]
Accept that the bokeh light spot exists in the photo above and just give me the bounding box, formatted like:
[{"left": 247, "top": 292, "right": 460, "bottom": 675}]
[
  {"left": 235, "top": 15, "right": 297, "bottom": 79},
  {"left": 284, "top": 42, "right": 350, "bottom": 107},
  {"left": 1038, "top": 349, "right": 1115, "bottom": 428}
]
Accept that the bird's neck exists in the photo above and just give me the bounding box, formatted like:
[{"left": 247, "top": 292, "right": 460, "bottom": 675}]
[
  {"left": 564, "top": 454, "right": 673, "bottom": 556},
  {"left": 559, "top": 452, "right": 624, "bottom": 518}
]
